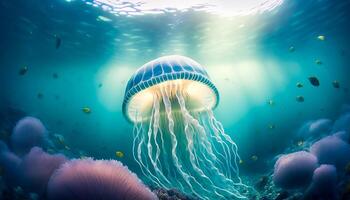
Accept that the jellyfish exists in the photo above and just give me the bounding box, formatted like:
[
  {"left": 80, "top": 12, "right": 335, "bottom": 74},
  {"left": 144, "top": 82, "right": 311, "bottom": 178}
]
[{"left": 122, "top": 55, "right": 250, "bottom": 199}]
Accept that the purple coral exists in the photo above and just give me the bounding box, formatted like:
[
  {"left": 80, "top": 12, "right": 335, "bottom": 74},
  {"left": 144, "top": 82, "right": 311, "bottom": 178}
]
[
  {"left": 11, "top": 117, "right": 47, "bottom": 154},
  {"left": 307, "top": 164, "right": 337, "bottom": 199},
  {"left": 273, "top": 151, "right": 318, "bottom": 189},
  {"left": 333, "top": 131, "right": 349, "bottom": 142},
  {"left": 47, "top": 159, "right": 157, "bottom": 200},
  {"left": 333, "top": 113, "right": 350, "bottom": 133},
  {"left": 298, "top": 119, "right": 332, "bottom": 138},
  {"left": 0, "top": 150, "right": 21, "bottom": 185},
  {"left": 17, "top": 147, "right": 67, "bottom": 194},
  {"left": 310, "top": 135, "right": 350, "bottom": 169}
]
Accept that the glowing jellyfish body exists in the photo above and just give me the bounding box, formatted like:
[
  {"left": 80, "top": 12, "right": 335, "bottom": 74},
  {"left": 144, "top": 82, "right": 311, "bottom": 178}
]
[{"left": 123, "top": 55, "right": 249, "bottom": 199}]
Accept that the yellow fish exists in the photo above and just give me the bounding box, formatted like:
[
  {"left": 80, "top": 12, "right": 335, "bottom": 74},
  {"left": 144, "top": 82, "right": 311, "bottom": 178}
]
[
  {"left": 82, "top": 107, "right": 91, "bottom": 114},
  {"left": 267, "top": 99, "right": 275, "bottom": 106},
  {"left": 289, "top": 46, "right": 295, "bottom": 52},
  {"left": 297, "top": 140, "right": 304, "bottom": 146},
  {"left": 251, "top": 155, "right": 258, "bottom": 161},
  {"left": 296, "top": 82, "right": 303, "bottom": 88},
  {"left": 268, "top": 124, "right": 275, "bottom": 129},
  {"left": 315, "top": 59, "right": 322, "bottom": 65},
  {"left": 317, "top": 35, "right": 325, "bottom": 41},
  {"left": 116, "top": 151, "right": 124, "bottom": 158}
]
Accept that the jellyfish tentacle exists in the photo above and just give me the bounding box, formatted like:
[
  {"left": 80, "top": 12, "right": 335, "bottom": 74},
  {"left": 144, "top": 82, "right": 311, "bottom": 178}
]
[
  {"left": 207, "top": 109, "right": 243, "bottom": 182},
  {"left": 176, "top": 90, "right": 232, "bottom": 199},
  {"left": 199, "top": 113, "right": 231, "bottom": 177},
  {"left": 160, "top": 86, "right": 202, "bottom": 198},
  {"left": 146, "top": 96, "right": 171, "bottom": 187},
  {"left": 205, "top": 111, "right": 236, "bottom": 178},
  {"left": 132, "top": 115, "right": 159, "bottom": 187},
  {"left": 136, "top": 110, "right": 165, "bottom": 188}
]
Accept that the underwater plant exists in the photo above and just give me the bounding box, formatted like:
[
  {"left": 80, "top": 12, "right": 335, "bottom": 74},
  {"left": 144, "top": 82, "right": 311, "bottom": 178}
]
[
  {"left": 273, "top": 151, "right": 318, "bottom": 189},
  {"left": 11, "top": 117, "right": 47, "bottom": 154},
  {"left": 122, "top": 55, "right": 249, "bottom": 199},
  {"left": 47, "top": 158, "right": 156, "bottom": 200},
  {"left": 17, "top": 147, "right": 67, "bottom": 194}
]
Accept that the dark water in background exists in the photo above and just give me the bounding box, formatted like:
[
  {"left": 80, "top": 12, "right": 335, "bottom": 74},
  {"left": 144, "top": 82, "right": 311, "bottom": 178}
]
[{"left": 0, "top": 0, "right": 350, "bottom": 178}]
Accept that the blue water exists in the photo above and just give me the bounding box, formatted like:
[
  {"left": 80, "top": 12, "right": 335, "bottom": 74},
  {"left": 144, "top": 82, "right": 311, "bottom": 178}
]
[{"left": 1, "top": 0, "right": 350, "bottom": 199}]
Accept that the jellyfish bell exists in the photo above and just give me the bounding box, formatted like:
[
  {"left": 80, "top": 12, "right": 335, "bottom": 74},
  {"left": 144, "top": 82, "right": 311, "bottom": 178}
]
[
  {"left": 123, "top": 55, "right": 219, "bottom": 123},
  {"left": 122, "top": 55, "right": 250, "bottom": 199}
]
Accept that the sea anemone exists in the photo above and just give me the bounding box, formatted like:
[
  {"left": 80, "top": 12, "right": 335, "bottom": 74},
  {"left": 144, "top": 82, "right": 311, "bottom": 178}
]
[
  {"left": 47, "top": 159, "right": 157, "bottom": 200},
  {"left": 11, "top": 117, "right": 47, "bottom": 154},
  {"left": 18, "top": 147, "right": 67, "bottom": 194},
  {"left": 307, "top": 164, "right": 337, "bottom": 199},
  {"left": 310, "top": 135, "right": 350, "bottom": 169},
  {"left": 273, "top": 151, "right": 318, "bottom": 189}
]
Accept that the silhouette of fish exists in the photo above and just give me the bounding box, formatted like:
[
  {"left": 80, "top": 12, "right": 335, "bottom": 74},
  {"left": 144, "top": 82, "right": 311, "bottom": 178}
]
[{"left": 308, "top": 76, "right": 320, "bottom": 86}]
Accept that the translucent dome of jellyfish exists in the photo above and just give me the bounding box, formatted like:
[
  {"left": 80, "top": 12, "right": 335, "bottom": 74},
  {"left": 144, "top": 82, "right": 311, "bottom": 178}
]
[{"left": 122, "top": 55, "right": 251, "bottom": 199}]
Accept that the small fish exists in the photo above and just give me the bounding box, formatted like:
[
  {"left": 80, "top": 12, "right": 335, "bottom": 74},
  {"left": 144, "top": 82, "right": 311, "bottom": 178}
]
[
  {"left": 98, "top": 83, "right": 103, "bottom": 88},
  {"left": 52, "top": 73, "right": 58, "bottom": 79},
  {"left": 115, "top": 151, "right": 124, "bottom": 158},
  {"left": 297, "top": 140, "right": 304, "bottom": 146},
  {"left": 288, "top": 46, "right": 295, "bottom": 52},
  {"left": 58, "top": 137, "right": 65, "bottom": 145},
  {"left": 317, "top": 35, "right": 325, "bottom": 41},
  {"left": 82, "top": 107, "right": 91, "bottom": 114},
  {"left": 267, "top": 99, "right": 275, "bottom": 106},
  {"left": 64, "top": 145, "right": 70, "bottom": 150},
  {"left": 18, "top": 66, "right": 28, "bottom": 75},
  {"left": 308, "top": 76, "right": 320, "bottom": 86},
  {"left": 251, "top": 155, "right": 258, "bottom": 161},
  {"left": 55, "top": 35, "right": 61, "bottom": 49},
  {"left": 37, "top": 93, "right": 44, "bottom": 99},
  {"left": 239, "top": 159, "right": 244, "bottom": 165},
  {"left": 315, "top": 59, "right": 322, "bottom": 65},
  {"left": 332, "top": 80, "right": 340, "bottom": 89},
  {"left": 268, "top": 124, "right": 275, "bottom": 129},
  {"left": 296, "top": 82, "right": 303, "bottom": 88},
  {"left": 296, "top": 95, "right": 304, "bottom": 102}
]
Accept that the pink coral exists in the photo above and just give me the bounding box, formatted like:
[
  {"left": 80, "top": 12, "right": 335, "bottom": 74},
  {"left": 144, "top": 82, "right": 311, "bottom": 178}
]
[
  {"left": 273, "top": 151, "right": 318, "bottom": 189},
  {"left": 11, "top": 117, "right": 47, "bottom": 154},
  {"left": 18, "top": 147, "right": 67, "bottom": 193},
  {"left": 47, "top": 159, "right": 157, "bottom": 200}
]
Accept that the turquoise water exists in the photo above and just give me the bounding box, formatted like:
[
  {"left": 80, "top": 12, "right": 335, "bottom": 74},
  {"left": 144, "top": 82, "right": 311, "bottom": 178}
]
[{"left": 1, "top": 0, "right": 350, "bottom": 199}]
